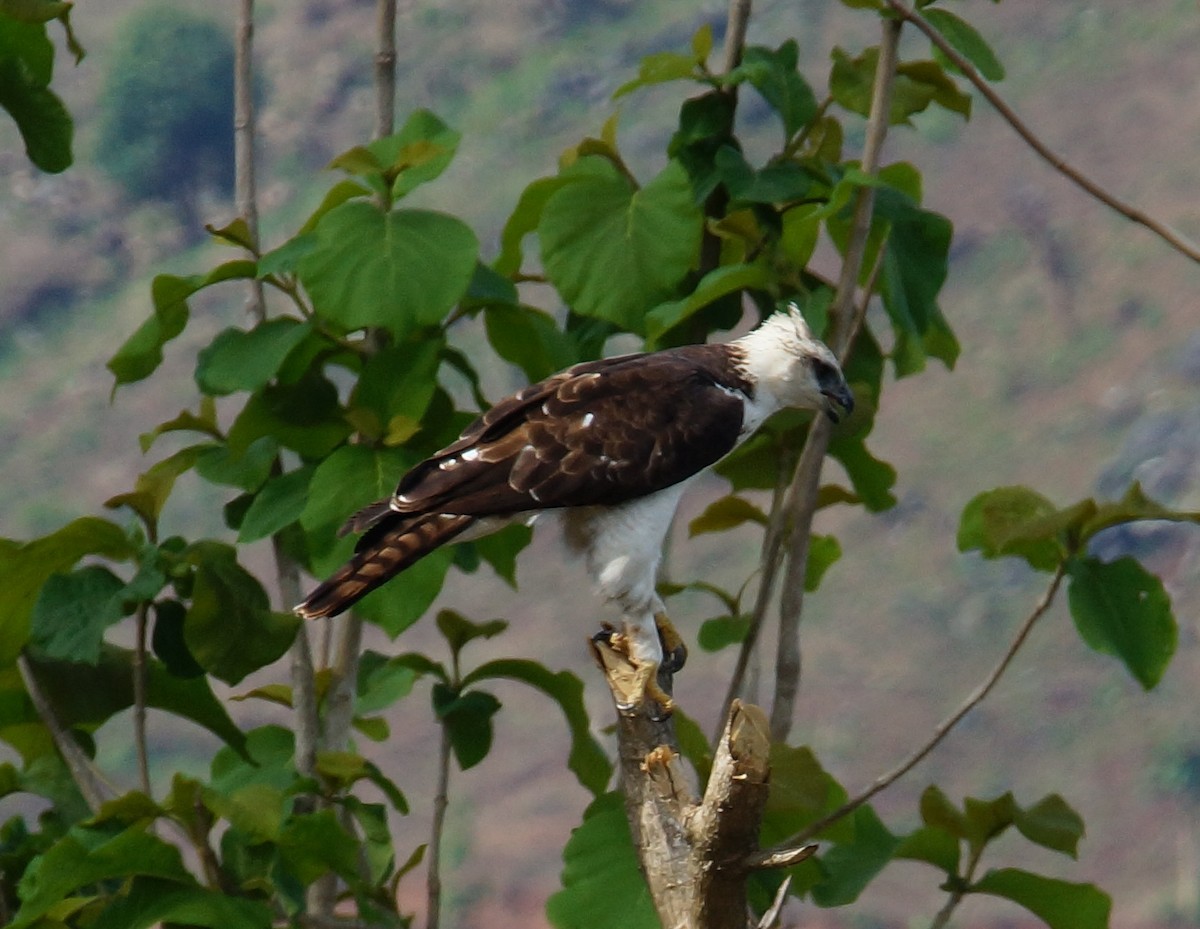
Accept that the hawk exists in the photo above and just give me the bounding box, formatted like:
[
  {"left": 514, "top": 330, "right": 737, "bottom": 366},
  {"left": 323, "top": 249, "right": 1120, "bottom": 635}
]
[{"left": 296, "top": 305, "right": 853, "bottom": 712}]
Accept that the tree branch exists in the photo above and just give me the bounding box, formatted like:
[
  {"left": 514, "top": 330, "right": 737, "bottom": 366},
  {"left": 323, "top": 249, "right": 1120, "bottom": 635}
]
[
  {"left": 17, "top": 655, "right": 112, "bottom": 813},
  {"left": 592, "top": 637, "right": 782, "bottom": 928},
  {"left": 885, "top": 0, "right": 1200, "bottom": 265},
  {"left": 768, "top": 16, "right": 902, "bottom": 743},
  {"left": 720, "top": 0, "right": 752, "bottom": 74},
  {"left": 749, "top": 563, "right": 1067, "bottom": 865},
  {"left": 234, "top": 0, "right": 266, "bottom": 320},
  {"left": 426, "top": 722, "right": 452, "bottom": 929},
  {"left": 374, "top": 0, "right": 397, "bottom": 140},
  {"left": 133, "top": 602, "right": 152, "bottom": 794}
]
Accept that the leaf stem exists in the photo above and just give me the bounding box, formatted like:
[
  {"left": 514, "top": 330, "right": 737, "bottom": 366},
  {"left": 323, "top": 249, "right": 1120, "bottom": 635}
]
[
  {"left": 749, "top": 563, "right": 1067, "bottom": 865},
  {"left": 885, "top": 0, "right": 1200, "bottom": 265}
]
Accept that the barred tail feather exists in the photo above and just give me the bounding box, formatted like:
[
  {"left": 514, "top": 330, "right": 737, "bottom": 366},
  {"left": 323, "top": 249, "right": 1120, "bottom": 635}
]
[{"left": 294, "top": 513, "right": 474, "bottom": 619}]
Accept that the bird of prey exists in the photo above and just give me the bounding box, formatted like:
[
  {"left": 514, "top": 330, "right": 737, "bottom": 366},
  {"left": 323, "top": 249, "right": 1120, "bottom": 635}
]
[{"left": 295, "top": 305, "right": 853, "bottom": 712}]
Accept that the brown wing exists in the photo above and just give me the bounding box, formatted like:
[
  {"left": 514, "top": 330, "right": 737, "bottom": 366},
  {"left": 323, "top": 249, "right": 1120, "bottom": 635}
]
[{"left": 381, "top": 345, "right": 749, "bottom": 518}]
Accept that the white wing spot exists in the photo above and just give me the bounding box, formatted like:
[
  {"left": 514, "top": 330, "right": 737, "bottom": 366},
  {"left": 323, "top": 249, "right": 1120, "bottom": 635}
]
[
  {"left": 439, "top": 457, "right": 457, "bottom": 471},
  {"left": 528, "top": 487, "right": 543, "bottom": 503},
  {"left": 581, "top": 412, "right": 595, "bottom": 428},
  {"left": 461, "top": 448, "right": 480, "bottom": 462}
]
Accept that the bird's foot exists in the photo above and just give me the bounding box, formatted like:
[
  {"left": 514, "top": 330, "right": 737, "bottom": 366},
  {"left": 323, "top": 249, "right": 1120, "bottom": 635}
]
[
  {"left": 654, "top": 611, "right": 688, "bottom": 674},
  {"left": 591, "top": 624, "right": 675, "bottom": 718}
]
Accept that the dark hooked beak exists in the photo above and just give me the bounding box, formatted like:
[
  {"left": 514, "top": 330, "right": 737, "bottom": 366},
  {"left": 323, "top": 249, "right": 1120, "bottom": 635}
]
[{"left": 821, "top": 381, "right": 855, "bottom": 424}]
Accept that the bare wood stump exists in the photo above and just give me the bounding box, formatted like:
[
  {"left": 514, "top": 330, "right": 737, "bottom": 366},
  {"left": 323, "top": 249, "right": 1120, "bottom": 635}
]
[{"left": 590, "top": 638, "right": 816, "bottom": 929}]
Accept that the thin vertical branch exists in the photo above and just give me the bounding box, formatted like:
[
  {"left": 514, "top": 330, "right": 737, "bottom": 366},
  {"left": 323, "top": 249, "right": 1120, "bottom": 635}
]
[
  {"left": 767, "top": 16, "right": 902, "bottom": 742},
  {"left": 234, "top": 0, "right": 266, "bottom": 320},
  {"left": 132, "top": 603, "right": 152, "bottom": 794},
  {"left": 374, "top": 0, "right": 397, "bottom": 140},
  {"left": 720, "top": 0, "right": 752, "bottom": 74},
  {"left": 426, "top": 724, "right": 452, "bottom": 929}
]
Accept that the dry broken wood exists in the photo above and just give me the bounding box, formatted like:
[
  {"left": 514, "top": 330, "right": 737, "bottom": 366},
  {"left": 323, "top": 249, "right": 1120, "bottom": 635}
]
[{"left": 590, "top": 638, "right": 817, "bottom": 929}]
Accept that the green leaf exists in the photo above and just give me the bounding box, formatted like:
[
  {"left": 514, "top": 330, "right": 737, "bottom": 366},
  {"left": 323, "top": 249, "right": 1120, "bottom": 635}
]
[
  {"left": 645, "top": 262, "right": 774, "bottom": 347},
  {"left": 298, "top": 202, "right": 479, "bottom": 337},
  {"left": 539, "top": 158, "right": 703, "bottom": 334},
  {"left": 183, "top": 541, "right": 299, "bottom": 685},
  {"left": 963, "top": 792, "right": 1019, "bottom": 853},
  {"left": 435, "top": 609, "right": 508, "bottom": 658},
  {"left": 957, "top": 486, "right": 1064, "bottom": 571},
  {"left": 923, "top": 9, "right": 1005, "bottom": 82},
  {"left": 151, "top": 599, "right": 204, "bottom": 678},
  {"left": 831, "top": 47, "right": 971, "bottom": 125},
  {"left": 0, "top": 16, "right": 52, "bottom": 83},
  {"left": 226, "top": 374, "right": 352, "bottom": 459},
  {"left": 350, "top": 337, "right": 443, "bottom": 438},
  {"left": 1014, "top": 793, "right": 1086, "bottom": 859},
  {"left": 237, "top": 465, "right": 315, "bottom": 543},
  {"left": 0, "top": 517, "right": 135, "bottom": 665},
  {"left": 761, "top": 744, "right": 852, "bottom": 847},
  {"left": 727, "top": 41, "right": 818, "bottom": 139},
  {"left": 0, "top": 54, "right": 71, "bottom": 172},
  {"left": 276, "top": 809, "right": 361, "bottom": 885},
  {"left": 28, "top": 566, "right": 125, "bottom": 664},
  {"left": 11, "top": 826, "right": 196, "bottom": 929},
  {"left": 85, "top": 878, "right": 272, "bottom": 929},
  {"left": 108, "top": 261, "right": 257, "bottom": 387},
  {"left": 919, "top": 784, "right": 967, "bottom": 838},
  {"left": 462, "top": 659, "right": 612, "bottom": 796},
  {"left": 894, "top": 825, "right": 960, "bottom": 875},
  {"left": 494, "top": 174, "right": 579, "bottom": 277},
  {"left": 483, "top": 305, "right": 578, "bottom": 383},
  {"left": 138, "top": 400, "right": 222, "bottom": 453},
  {"left": 431, "top": 684, "right": 502, "bottom": 771},
  {"left": 872, "top": 191, "right": 956, "bottom": 376},
  {"left": 1067, "top": 556, "right": 1177, "bottom": 690},
  {"left": 103, "top": 445, "right": 207, "bottom": 529},
  {"left": 805, "top": 534, "right": 842, "bottom": 591},
  {"left": 971, "top": 868, "right": 1111, "bottom": 929},
  {"left": 613, "top": 50, "right": 700, "bottom": 98},
  {"left": 688, "top": 495, "right": 768, "bottom": 537},
  {"left": 356, "top": 649, "right": 419, "bottom": 714},
  {"left": 195, "top": 318, "right": 312, "bottom": 396},
  {"left": 697, "top": 615, "right": 751, "bottom": 652},
  {"left": 827, "top": 432, "right": 896, "bottom": 513},
  {"left": 370, "top": 108, "right": 461, "bottom": 198},
  {"left": 194, "top": 436, "right": 278, "bottom": 492},
  {"left": 811, "top": 806, "right": 900, "bottom": 907},
  {"left": 546, "top": 792, "right": 658, "bottom": 929},
  {"left": 472, "top": 523, "right": 534, "bottom": 588}
]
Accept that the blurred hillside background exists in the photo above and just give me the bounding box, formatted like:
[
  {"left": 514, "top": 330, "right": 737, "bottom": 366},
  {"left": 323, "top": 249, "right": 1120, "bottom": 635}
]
[{"left": 1, "top": 0, "right": 1198, "bottom": 926}]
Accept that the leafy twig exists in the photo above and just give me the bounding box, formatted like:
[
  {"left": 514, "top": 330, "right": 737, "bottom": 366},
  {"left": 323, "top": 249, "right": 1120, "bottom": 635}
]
[
  {"left": 885, "top": 0, "right": 1200, "bottom": 265},
  {"left": 929, "top": 844, "right": 985, "bottom": 929},
  {"left": 768, "top": 16, "right": 902, "bottom": 742},
  {"left": 749, "top": 563, "right": 1067, "bottom": 864}
]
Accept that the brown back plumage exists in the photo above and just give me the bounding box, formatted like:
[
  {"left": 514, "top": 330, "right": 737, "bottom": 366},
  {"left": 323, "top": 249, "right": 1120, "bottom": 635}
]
[{"left": 294, "top": 513, "right": 473, "bottom": 619}]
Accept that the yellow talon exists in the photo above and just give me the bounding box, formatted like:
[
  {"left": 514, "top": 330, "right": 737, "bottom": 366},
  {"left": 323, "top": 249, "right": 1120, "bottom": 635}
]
[{"left": 654, "top": 611, "right": 688, "bottom": 673}]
